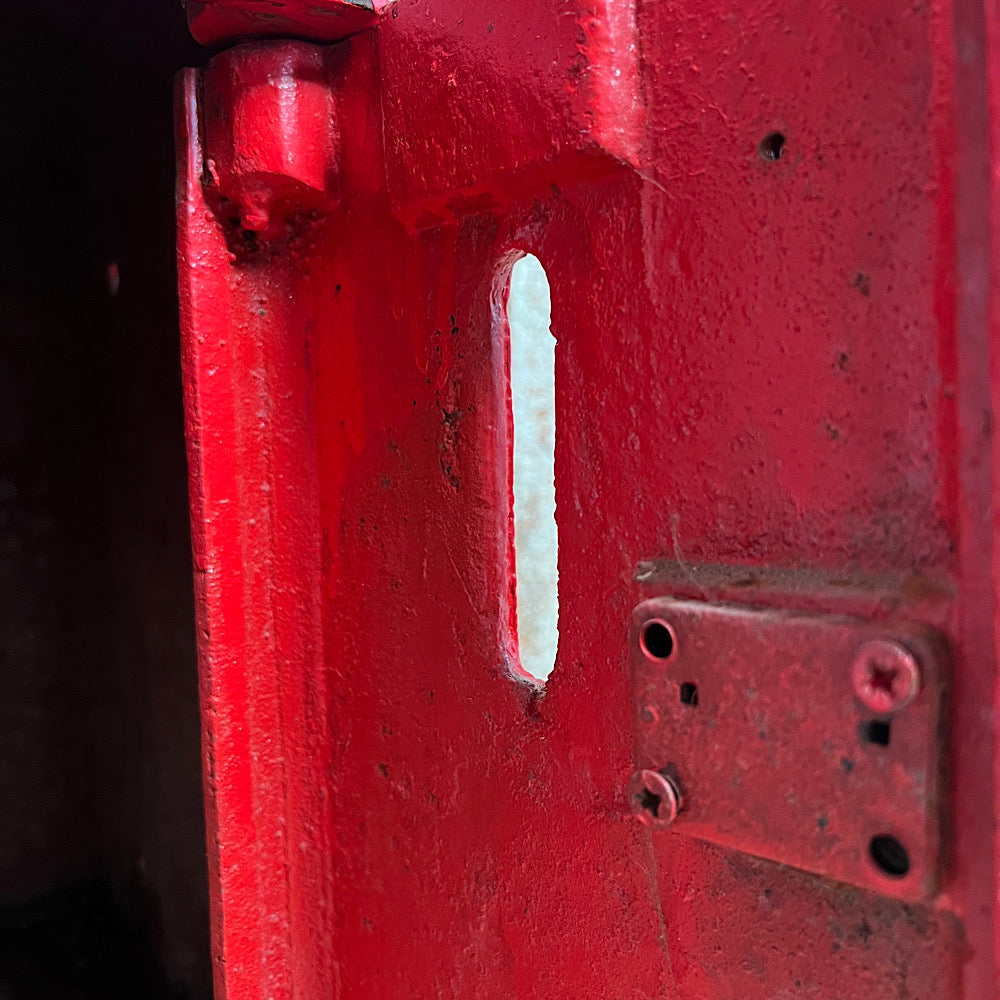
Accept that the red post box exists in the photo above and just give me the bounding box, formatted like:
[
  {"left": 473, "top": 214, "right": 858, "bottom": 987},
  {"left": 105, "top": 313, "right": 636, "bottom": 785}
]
[{"left": 176, "top": 2, "right": 1000, "bottom": 997}]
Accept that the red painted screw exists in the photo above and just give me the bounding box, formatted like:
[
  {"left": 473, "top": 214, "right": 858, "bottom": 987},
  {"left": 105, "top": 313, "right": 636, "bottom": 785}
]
[
  {"left": 851, "top": 639, "right": 921, "bottom": 715},
  {"left": 628, "top": 769, "right": 683, "bottom": 830}
]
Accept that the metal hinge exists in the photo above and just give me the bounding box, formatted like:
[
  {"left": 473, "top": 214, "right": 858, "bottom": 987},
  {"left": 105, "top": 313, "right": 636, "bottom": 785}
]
[{"left": 186, "top": 1, "right": 394, "bottom": 249}]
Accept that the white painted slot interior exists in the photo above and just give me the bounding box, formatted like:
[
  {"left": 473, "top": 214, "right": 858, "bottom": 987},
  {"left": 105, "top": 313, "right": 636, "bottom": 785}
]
[{"left": 507, "top": 254, "right": 558, "bottom": 682}]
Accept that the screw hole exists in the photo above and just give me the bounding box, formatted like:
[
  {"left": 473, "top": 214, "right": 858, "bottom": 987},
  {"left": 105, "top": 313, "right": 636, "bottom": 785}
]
[
  {"left": 869, "top": 835, "right": 910, "bottom": 878},
  {"left": 861, "top": 720, "right": 891, "bottom": 747},
  {"left": 679, "top": 682, "right": 699, "bottom": 707},
  {"left": 641, "top": 620, "right": 676, "bottom": 661},
  {"left": 638, "top": 788, "right": 663, "bottom": 818},
  {"left": 759, "top": 132, "right": 786, "bottom": 161}
]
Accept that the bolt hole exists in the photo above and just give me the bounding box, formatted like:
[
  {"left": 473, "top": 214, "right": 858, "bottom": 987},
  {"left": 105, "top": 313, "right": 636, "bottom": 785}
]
[
  {"left": 641, "top": 620, "right": 676, "bottom": 661},
  {"left": 679, "top": 682, "right": 699, "bottom": 707},
  {"left": 869, "top": 835, "right": 910, "bottom": 878},
  {"left": 861, "top": 720, "right": 891, "bottom": 747},
  {"left": 759, "top": 131, "right": 786, "bottom": 161},
  {"left": 639, "top": 788, "right": 662, "bottom": 818}
]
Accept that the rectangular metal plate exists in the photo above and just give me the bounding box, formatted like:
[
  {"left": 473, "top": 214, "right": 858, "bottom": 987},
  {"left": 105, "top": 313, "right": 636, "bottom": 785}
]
[{"left": 632, "top": 599, "right": 945, "bottom": 902}]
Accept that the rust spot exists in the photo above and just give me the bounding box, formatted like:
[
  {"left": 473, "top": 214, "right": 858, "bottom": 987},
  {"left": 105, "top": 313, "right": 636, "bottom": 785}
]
[{"left": 899, "top": 572, "right": 955, "bottom": 602}]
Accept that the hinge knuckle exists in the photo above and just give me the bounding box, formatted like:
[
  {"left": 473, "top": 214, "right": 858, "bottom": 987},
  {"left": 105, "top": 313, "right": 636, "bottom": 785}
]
[{"left": 201, "top": 42, "right": 339, "bottom": 242}]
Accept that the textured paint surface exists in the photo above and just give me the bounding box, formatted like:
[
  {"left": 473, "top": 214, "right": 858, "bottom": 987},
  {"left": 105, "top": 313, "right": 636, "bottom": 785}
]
[
  {"left": 176, "top": 3, "right": 999, "bottom": 998},
  {"left": 186, "top": 0, "right": 388, "bottom": 47}
]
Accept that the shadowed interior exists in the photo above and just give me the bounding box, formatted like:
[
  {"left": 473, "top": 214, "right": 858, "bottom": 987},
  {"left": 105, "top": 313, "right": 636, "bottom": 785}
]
[{"left": 0, "top": 4, "right": 210, "bottom": 997}]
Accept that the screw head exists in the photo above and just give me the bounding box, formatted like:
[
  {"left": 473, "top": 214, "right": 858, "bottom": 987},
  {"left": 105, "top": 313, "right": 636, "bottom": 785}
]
[
  {"left": 628, "top": 769, "right": 683, "bottom": 829},
  {"left": 851, "top": 639, "right": 921, "bottom": 715}
]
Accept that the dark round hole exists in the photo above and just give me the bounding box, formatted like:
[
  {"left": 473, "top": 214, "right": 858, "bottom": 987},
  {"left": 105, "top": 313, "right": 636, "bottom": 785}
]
[
  {"left": 639, "top": 787, "right": 662, "bottom": 818},
  {"left": 641, "top": 620, "right": 676, "bottom": 661},
  {"left": 759, "top": 132, "right": 786, "bottom": 161},
  {"left": 869, "top": 835, "right": 910, "bottom": 878}
]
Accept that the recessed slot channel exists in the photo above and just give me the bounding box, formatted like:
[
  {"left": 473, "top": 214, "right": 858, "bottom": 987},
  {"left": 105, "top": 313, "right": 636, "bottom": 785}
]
[
  {"left": 506, "top": 254, "right": 557, "bottom": 682},
  {"left": 861, "top": 720, "right": 891, "bottom": 746}
]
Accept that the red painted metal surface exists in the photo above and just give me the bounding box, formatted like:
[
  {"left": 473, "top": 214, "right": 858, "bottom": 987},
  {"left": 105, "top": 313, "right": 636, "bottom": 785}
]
[
  {"left": 186, "top": 0, "right": 387, "bottom": 47},
  {"left": 176, "top": 3, "right": 1000, "bottom": 998},
  {"left": 202, "top": 44, "right": 340, "bottom": 235}
]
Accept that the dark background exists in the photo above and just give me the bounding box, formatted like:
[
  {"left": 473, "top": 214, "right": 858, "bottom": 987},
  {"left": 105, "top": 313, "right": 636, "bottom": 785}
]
[{"left": 0, "top": 3, "right": 210, "bottom": 996}]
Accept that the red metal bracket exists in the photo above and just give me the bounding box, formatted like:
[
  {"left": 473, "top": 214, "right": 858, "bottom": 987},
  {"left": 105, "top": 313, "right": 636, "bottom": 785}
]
[
  {"left": 186, "top": 0, "right": 391, "bottom": 47},
  {"left": 631, "top": 598, "right": 946, "bottom": 903}
]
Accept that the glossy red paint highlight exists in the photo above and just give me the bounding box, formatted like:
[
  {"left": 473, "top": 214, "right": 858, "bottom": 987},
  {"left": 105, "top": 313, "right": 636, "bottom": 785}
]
[
  {"left": 202, "top": 44, "right": 340, "bottom": 234},
  {"left": 176, "top": 3, "right": 1000, "bottom": 998}
]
